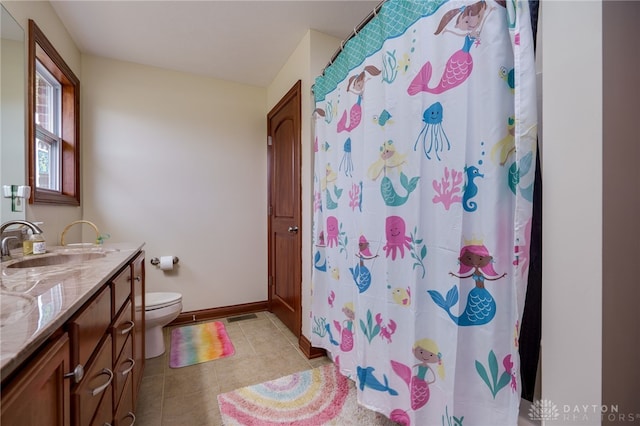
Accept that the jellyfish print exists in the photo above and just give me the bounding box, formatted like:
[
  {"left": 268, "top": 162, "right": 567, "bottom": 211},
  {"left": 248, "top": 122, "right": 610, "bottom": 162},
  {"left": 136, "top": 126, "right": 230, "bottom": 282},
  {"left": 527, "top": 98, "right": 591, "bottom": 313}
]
[
  {"left": 414, "top": 102, "right": 451, "bottom": 161},
  {"left": 339, "top": 138, "right": 354, "bottom": 177}
]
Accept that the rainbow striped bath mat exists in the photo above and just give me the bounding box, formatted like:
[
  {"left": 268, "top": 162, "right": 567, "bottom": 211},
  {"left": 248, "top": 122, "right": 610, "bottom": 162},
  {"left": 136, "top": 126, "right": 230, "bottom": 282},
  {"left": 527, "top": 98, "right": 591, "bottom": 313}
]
[
  {"left": 217, "top": 363, "right": 398, "bottom": 425},
  {"left": 169, "top": 321, "right": 235, "bottom": 368}
]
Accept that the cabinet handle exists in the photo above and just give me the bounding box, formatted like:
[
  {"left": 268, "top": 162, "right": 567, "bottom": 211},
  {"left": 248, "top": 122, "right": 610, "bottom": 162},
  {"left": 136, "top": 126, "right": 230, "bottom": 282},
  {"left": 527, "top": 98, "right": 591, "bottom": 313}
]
[
  {"left": 288, "top": 226, "right": 299, "bottom": 233},
  {"left": 125, "top": 412, "right": 136, "bottom": 426},
  {"left": 64, "top": 364, "right": 84, "bottom": 383},
  {"left": 91, "top": 368, "right": 113, "bottom": 396},
  {"left": 103, "top": 423, "right": 112, "bottom": 426},
  {"left": 134, "top": 275, "right": 142, "bottom": 282},
  {"left": 121, "top": 358, "right": 135, "bottom": 376},
  {"left": 120, "top": 320, "right": 135, "bottom": 335}
]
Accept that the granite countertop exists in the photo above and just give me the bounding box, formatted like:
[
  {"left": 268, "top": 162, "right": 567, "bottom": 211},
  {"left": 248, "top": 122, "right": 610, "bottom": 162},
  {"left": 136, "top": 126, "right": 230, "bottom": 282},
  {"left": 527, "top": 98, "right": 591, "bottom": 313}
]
[{"left": 0, "top": 242, "right": 145, "bottom": 382}]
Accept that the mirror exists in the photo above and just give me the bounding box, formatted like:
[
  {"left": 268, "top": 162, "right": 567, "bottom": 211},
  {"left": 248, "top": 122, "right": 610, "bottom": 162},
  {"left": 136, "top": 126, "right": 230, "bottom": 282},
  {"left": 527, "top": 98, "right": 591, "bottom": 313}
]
[{"left": 0, "top": 4, "right": 26, "bottom": 222}]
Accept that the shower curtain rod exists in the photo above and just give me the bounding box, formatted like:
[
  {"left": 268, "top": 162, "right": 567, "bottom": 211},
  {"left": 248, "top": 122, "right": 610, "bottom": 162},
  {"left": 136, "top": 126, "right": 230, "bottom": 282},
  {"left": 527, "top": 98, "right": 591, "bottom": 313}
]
[{"left": 320, "top": 0, "right": 387, "bottom": 76}]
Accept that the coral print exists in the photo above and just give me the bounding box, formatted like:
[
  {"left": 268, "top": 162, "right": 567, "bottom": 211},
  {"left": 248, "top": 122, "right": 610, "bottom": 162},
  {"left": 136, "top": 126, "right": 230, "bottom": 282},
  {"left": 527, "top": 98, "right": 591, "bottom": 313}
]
[
  {"left": 348, "top": 182, "right": 362, "bottom": 212},
  {"left": 432, "top": 167, "right": 463, "bottom": 210},
  {"left": 408, "top": 1, "right": 494, "bottom": 95},
  {"left": 428, "top": 241, "right": 506, "bottom": 326},
  {"left": 383, "top": 216, "right": 412, "bottom": 260},
  {"left": 391, "top": 338, "right": 445, "bottom": 410}
]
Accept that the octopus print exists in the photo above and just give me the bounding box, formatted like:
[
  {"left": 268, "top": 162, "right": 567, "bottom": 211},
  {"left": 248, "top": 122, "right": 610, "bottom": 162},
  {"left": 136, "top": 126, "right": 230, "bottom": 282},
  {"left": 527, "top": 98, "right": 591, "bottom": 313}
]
[
  {"left": 383, "top": 216, "right": 412, "bottom": 260},
  {"left": 326, "top": 216, "right": 339, "bottom": 247}
]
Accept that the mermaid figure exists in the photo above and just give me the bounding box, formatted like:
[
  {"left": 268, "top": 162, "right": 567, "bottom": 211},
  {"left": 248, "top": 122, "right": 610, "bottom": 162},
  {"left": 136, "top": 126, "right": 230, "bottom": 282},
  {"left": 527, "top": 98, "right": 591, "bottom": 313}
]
[
  {"left": 337, "top": 65, "right": 381, "bottom": 133},
  {"left": 391, "top": 338, "right": 445, "bottom": 410},
  {"left": 428, "top": 242, "right": 506, "bottom": 326},
  {"left": 325, "top": 302, "right": 355, "bottom": 351},
  {"left": 408, "top": 1, "right": 493, "bottom": 95}
]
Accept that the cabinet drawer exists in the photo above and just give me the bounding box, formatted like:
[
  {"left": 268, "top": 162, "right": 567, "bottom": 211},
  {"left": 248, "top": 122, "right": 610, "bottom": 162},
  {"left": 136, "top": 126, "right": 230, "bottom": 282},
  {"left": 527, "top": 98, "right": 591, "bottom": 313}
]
[
  {"left": 113, "top": 334, "right": 134, "bottom": 410},
  {"left": 111, "top": 266, "right": 131, "bottom": 317},
  {"left": 74, "top": 335, "right": 113, "bottom": 426},
  {"left": 69, "top": 286, "right": 111, "bottom": 369},
  {"left": 113, "top": 371, "right": 134, "bottom": 426},
  {"left": 90, "top": 381, "right": 112, "bottom": 426},
  {"left": 112, "top": 300, "right": 133, "bottom": 361}
]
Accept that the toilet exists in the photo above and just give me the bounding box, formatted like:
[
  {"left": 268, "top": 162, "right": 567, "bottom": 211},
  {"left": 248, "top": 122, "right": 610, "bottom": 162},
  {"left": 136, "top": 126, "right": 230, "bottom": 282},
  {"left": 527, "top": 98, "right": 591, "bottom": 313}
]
[{"left": 144, "top": 292, "right": 182, "bottom": 359}]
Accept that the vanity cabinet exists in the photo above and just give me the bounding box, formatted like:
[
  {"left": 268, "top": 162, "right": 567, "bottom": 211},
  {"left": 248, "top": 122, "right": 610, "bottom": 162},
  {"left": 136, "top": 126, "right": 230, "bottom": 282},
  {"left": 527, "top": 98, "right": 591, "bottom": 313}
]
[
  {"left": 0, "top": 249, "right": 145, "bottom": 426},
  {"left": 0, "top": 333, "right": 71, "bottom": 426}
]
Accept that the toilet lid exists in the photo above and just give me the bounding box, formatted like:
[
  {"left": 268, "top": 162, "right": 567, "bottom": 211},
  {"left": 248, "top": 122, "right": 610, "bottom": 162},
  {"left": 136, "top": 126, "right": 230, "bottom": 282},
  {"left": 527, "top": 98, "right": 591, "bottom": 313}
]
[{"left": 146, "top": 292, "right": 182, "bottom": 310}]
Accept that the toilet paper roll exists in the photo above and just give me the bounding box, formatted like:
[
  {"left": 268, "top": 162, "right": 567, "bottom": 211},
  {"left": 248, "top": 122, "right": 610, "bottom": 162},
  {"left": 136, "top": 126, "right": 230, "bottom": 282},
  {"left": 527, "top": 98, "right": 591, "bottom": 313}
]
[{"left": 159, "top": 256, "right": 174, "bottom": 271}]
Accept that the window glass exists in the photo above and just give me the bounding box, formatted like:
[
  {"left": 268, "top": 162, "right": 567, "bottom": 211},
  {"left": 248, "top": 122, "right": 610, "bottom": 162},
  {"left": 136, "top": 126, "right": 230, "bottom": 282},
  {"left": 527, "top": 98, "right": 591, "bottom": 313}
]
[{"left": 34, "top": 61, "right": 61, "bottom": 191}]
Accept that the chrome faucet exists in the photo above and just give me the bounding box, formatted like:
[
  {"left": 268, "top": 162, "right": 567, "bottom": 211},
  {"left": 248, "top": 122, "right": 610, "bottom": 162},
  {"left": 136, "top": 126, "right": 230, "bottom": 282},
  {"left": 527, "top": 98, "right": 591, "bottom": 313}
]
[{"left": 0, "top": 220, "right": 43, "bottom": 260}]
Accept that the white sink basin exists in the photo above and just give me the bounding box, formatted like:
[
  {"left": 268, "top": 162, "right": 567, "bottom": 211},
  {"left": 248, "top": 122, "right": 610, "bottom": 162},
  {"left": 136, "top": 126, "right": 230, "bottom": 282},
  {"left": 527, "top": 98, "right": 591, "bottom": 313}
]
[{"left": 6, "top": 253, "right": 106, "bottom": 269}]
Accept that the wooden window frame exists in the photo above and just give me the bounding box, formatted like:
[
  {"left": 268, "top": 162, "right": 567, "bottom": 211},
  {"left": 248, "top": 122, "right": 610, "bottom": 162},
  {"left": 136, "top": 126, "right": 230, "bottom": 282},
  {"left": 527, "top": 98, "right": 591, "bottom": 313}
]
[{"left": 28, "top": 20, "right": 80, "bottom": 206}]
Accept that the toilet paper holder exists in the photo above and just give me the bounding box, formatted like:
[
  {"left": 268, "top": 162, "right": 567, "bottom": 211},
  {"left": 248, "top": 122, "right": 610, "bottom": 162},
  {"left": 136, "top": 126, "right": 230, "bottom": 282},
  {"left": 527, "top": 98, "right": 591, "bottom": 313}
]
[{"left": 150, "top": 256, "right": 179, "bottom": 266}]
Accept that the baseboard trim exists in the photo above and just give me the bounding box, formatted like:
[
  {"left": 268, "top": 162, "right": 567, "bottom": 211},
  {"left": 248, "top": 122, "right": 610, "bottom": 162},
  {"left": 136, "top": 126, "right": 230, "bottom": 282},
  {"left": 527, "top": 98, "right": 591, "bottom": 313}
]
[
  {"left": 299, "top": 334, "right": 327, "bottom": 359},
  {"left": 169, "top": 301, "right": 270, "bottom": 326}
]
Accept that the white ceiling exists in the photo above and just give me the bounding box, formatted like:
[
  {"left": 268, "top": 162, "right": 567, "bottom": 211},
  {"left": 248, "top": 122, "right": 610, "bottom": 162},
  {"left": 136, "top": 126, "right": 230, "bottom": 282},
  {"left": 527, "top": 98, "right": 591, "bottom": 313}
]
[{"left": 50, "top": 0, "right": 381, "bottom": 87}]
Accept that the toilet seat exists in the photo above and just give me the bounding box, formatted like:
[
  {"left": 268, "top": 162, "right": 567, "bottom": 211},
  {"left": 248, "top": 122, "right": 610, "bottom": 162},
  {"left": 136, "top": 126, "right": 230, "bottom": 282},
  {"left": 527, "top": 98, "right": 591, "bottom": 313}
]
[{"left": 146, "top": 292, "right": 182, "bottom": 311}]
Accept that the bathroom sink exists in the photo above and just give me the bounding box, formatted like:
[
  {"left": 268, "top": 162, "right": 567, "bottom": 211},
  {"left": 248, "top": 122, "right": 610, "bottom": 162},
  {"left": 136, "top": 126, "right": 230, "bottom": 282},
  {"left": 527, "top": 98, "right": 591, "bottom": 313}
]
[
  {"left": 6, "top": 253, "right": 106, "bottom": 269},
  {"left": 0, "top": 292, "right": 36, "bottom": 325}
]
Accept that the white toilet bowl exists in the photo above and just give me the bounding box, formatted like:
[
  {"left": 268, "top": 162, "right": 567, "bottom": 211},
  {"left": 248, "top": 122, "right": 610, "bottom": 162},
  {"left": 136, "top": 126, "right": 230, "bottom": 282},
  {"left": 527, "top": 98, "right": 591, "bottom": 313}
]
[{"left": 145, "top": 292, "right": 182, "bottom": 359}]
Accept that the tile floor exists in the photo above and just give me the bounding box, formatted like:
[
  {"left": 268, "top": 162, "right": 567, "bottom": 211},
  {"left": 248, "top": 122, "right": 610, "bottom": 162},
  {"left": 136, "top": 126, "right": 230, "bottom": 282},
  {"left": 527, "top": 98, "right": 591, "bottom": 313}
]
[
  {"left": 134, "top": 311, "right": 348, "bottom": 425},
  {"left": 133, "top": 311, "right": 536, "bottom": 425}
]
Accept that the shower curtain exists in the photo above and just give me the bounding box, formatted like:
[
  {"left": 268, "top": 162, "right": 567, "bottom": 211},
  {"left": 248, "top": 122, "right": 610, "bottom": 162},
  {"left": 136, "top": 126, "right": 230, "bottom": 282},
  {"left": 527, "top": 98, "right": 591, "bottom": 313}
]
[{"left": 310, "top": 1, "right": 537, "bottom": 425}]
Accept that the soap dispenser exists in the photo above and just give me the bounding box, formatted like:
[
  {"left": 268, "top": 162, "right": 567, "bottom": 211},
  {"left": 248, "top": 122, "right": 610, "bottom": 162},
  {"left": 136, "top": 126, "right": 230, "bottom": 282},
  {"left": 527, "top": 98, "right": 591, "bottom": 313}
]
[
  {"left": 22, "top": 229, "right": 33, "bottom": 255},
  {"left": 31, "top": 222, "right": 46, "bottom": 255}
]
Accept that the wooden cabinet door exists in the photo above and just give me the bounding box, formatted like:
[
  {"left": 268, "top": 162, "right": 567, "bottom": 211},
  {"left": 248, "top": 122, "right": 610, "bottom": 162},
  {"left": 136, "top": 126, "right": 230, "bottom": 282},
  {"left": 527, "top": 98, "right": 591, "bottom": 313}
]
[
  {"left": 1, "top": 333, "right": 71, "bottom": 426},
  {"left": 131, "top": 251, "right": 145, "bottom": 409}
]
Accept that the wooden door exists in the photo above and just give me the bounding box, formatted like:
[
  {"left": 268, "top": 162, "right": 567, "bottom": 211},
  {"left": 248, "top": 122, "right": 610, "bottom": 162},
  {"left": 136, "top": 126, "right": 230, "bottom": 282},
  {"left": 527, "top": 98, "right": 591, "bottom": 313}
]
[{"left": 267, "top": 81, "right": 302, "bottom": 338}]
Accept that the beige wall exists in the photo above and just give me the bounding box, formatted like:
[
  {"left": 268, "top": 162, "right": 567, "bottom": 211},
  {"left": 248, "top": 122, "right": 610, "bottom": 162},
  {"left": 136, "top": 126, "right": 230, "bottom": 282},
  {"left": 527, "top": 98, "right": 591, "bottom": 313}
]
[
  {"left": 81, "top": 55, "right": 268, "bottom": 312},
  {"left": 267, "top": 30, "right": 341, "bottom": 341}
]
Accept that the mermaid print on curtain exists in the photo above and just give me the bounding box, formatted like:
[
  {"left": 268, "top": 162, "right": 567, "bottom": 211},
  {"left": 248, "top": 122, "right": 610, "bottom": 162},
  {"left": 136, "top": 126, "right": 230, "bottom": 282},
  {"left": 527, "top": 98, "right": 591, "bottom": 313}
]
[{"left": 311, "top": 1, "right": 537, "bottom": 425}]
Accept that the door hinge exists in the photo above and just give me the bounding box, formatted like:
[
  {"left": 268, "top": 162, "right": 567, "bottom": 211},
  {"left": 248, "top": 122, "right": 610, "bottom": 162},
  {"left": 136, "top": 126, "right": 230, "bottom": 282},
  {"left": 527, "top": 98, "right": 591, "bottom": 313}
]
[
  {"left": 267, "top": 136, "right": 273, "bottom": 146},
  {"left": 268, "top": 205, "right": 272, "bottom": 216},
  {"left": 268, "top": 276, "right": 273, "bottom": 287}
]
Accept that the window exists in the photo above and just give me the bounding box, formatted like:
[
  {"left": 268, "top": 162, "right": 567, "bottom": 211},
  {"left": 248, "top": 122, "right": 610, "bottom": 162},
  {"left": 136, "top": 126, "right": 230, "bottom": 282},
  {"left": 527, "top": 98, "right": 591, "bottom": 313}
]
[{"left": 28, "top": 20, "right": 80, "bottom": 205}]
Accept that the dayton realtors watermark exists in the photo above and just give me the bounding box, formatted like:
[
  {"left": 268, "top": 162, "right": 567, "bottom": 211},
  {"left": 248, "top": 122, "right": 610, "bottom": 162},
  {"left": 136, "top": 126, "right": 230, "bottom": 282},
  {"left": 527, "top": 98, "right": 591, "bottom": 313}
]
[{"left": 530, "top": 400, "right": 639, "bottom": 422}]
